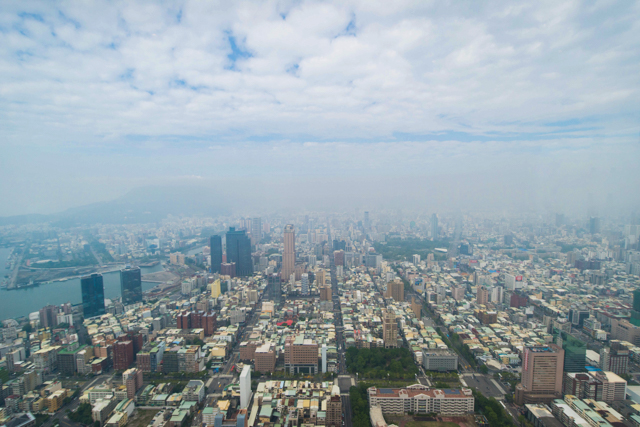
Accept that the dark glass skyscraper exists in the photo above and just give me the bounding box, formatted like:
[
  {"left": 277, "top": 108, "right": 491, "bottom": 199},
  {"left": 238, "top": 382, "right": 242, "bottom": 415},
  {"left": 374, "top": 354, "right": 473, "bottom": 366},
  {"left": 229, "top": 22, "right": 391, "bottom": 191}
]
[
  {"left": 268, "top": 273, "right": 282, "bottom": 306},
  {"left": 81, "top": 273, "right": 106, "bottom": 319},
  {"left": 210, "top": 235, "right": 223, "bottom": 273},
  {"left": 120, "top": 267, "right": 142, "bottom": 305},
  {"left": 554, "top": 329, "right": 586, "bottom": 372},
  {"left": 226, "top": 227, "right": 253, "bottom": 277}
]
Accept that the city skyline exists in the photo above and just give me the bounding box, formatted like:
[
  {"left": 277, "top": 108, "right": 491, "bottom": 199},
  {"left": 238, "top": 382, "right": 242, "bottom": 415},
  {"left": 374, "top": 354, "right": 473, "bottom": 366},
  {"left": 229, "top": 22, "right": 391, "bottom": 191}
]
[{"left": 2, "top": 2, "right": 640, "bottom": 426}]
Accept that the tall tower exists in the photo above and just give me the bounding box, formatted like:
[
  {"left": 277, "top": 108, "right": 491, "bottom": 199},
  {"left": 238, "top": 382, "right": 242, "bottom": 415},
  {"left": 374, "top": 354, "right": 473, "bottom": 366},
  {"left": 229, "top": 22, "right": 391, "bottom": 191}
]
[
  {"left": 268, "top": 273, "right": 282, "bottom": 306},
  {"left": 383, "top": 310, "right": 398, "bottom": 348},
  {"left": 120, "top": 267, "right": 142, "bottom": 306},
  {"left": 477, "top": 286, "right": 489, "bottom": 305},
  {"left": 431, "top": 213, "right": 438, "bottom": 240},
  {"left": 240, "top": 365, "right": 252, "bottom": 409},
  {"left": 81, "top": 273, "right": 106, "bottom": 319},
  {"left": 282, "top": 224, "right": 295, "bottom": 281},
  {"left": 251, "top": 217, "right": 262, "bottom": 246},
  {"left": 210, "top": 235, "right": 223, "bottom": 273},
  {"left": 226, "top": 228, "right": 253, "bottom": 277}
]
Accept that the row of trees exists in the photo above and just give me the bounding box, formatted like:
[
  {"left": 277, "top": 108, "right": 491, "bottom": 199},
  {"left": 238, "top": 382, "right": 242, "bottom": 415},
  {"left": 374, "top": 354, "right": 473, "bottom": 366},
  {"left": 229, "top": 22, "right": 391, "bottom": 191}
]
[
  {"left": 345, "top": 347, "right": 418, "bottom": 379},
  {"left": 68, "top": 403, "right": 96, "bottom": 425},
  {"left": 473, "top": 389, "right": 516, "bottom": 427},
  {"left": 436, "top": 328, "right": 477, "bottom": 369},
  {"left": 350, "top": 384, "right": 372, "bottom": 427}
]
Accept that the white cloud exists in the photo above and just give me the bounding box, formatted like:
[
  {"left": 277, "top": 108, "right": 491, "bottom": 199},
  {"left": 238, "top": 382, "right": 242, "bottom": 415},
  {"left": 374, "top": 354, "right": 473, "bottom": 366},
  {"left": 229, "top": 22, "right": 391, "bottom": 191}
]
[{"left": 0, "top": 0, "right": 638, "bottom": 215}]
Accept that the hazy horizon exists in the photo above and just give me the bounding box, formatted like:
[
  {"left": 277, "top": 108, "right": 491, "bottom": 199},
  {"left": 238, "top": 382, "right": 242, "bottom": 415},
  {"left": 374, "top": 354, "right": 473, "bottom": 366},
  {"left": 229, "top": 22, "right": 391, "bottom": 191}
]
[{"left": 1, "top": 1, "right": 639, "bottom": 217}]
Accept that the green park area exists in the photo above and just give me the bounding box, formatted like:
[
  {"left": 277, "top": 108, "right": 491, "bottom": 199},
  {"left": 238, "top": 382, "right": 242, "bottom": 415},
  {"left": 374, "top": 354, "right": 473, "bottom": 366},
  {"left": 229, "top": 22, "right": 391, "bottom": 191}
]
[{"left": 345, "top": 347, "right": 419, "bottom": 380}]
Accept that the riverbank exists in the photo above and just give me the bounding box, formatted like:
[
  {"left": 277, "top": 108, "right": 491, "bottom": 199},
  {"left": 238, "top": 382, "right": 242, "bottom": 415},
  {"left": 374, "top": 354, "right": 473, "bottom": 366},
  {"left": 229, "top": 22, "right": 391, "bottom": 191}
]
[{"left": 0, "top": 264, "right": 166, "bottom": 320}]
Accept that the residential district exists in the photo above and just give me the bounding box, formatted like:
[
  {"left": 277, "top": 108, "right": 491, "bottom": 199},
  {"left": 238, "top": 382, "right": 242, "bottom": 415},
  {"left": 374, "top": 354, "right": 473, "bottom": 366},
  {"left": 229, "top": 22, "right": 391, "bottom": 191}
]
[{"left": 1, "top": 212, "right": 640, "bottom": 427}]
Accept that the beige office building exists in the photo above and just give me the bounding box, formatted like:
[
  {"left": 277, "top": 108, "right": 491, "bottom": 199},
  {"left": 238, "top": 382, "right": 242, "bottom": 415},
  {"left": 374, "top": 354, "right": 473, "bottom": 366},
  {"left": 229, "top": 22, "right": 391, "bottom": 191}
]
[
  {"left": 320, "top": 286, "right": 332, "bottom": 301},
  {"left": 284, "top": 335, "right": 318, "bottom": 374},
  {"left": 516, "top": 345, "right": 564, "bottom": 405},
  {"left": 254, "top": 342, "right": 276, "bottom": 373},
  {"left": 385, "top": 280, "right": 404, "bottom": 302},
  {"left": 476, "top": 286, "right": 489, "bottom": 305}
]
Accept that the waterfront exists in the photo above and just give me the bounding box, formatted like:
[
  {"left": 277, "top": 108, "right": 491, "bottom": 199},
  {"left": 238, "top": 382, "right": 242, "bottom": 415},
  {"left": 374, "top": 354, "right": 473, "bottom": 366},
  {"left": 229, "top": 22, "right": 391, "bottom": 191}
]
[
  {"left": 0, "top": 260, "right": 165, "bottom": 320},
  {"left": 1, "top": 246, "right": 13, "bottom": 280}
]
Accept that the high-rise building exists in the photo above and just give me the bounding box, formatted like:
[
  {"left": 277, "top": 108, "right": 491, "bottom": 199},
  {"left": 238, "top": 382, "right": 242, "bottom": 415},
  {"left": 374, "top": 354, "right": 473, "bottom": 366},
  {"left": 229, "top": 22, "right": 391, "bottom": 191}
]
[
  {"left": 251, "top": 217, "right": 262, "bottom": 246},
  {"left": 282, "top": 224, "right": 295, "bottom": 281},
  {"left": 268, "top": 273, "right": 282, "bottom": 305},
  {"left": 321, "top": 344, "right": 327, "bottom": 373},
  {"left": 411, "top": 297, "right": 421, "bottom": 318},
  {"left": 334, "top": 250, "right": 345, "bottom": 266},
  {"left": 383, "top": 310, "right": 398, "bottom": 348},
  {"left": 554, "top": 330, "right": 586, "bottom": 373},
  {"left": 366, "top": 253, "right": 382, "bottom": 269},
  {"left": 320, "top": 286, "right": 332, "bottom": 301},
  {"left": 226, "top": 227, "right": 253, "bottom": 277},
  {"left": 81, "top": 273, "right": 105, "bottom": 319},
  {"left": 39, "top": 305, "right": 58, "bottom": 329},
  {"left": 364, "top": 211, "right": 370, "bottom": 230},
  {"left": 211, "top": 279, "right": 221, "bottom": 298},
  {"left": 284, "top": 335, "right": 318, "bottom": 374},
  {"left": 600, "top": 342, "right": 629, "bottom": 375},
  {"left": 113, "top": 340, "right": 134, "bottom": 371},
  {"left": 120, "top": 267, "right": 142, "bottom": 306},
  {"left": 240, "top": 365, "right": 252, "bottom": 409},
  {"left": 431, "top": 214, "right": 438, "bottom": 239},
  {"left": 326, "top": 394, "right": 342, "bottom": 427},
  {"left": 316, "top": 269, "right": 326, "bottom": 286},
  {"left": 301, "top": 273, "right": 309, "bottom": 295},
  {"left": 477, "top": 286, "right": 489, "bottom": 305},
  {"left": 589, "top": 216, "right": 601, "bottom": 234},
  {"left": 210, "top": 235, "right": 223, "bottom": 273},
  {"left": 123, "top": 368, "right": 143, "bottom": 399},
  {"left": 254, "top": 343, "right": 276, "bottom": 373},
  {"left": 515, "top": 345, "right": 564, "bottom": 405},
  {"left": 384, "top": 280, "right": 404, "bottom": 302},
  {"left": 610, "top": 318, "right": 640, "bottom": 346},
  {"left": 594, "top": 371, "right": 627, "bottom": 403}
]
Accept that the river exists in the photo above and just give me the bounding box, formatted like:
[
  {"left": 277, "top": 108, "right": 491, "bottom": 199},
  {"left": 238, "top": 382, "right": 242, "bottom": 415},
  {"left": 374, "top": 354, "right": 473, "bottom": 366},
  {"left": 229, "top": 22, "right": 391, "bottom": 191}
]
[{"left": 0, "top": 252, "right": 165, "bottom": 320}]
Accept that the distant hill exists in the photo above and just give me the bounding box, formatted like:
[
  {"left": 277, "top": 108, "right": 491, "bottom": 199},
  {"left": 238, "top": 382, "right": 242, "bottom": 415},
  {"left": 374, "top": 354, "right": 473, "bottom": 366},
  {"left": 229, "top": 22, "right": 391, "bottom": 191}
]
[{"left": 0, "top": 185, "right": 230, "bottom": 227}]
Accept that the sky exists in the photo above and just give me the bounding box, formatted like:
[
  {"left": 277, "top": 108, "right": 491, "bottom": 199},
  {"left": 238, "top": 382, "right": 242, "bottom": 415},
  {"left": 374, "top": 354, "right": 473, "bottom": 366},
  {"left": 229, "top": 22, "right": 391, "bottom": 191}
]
[{"left": 1, "top": 0, "right": 639, "bottom": 217}]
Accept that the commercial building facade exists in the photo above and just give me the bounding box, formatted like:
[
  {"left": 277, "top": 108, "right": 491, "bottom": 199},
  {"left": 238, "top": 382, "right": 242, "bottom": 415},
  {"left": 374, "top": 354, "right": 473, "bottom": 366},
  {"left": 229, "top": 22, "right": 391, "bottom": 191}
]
[
  {"left": 226, "top": 228, "right": 253, "bottom": 277},
  {"left": 284, "top": 335, "right": 318, "bottom": 374},
  {"left": 422, "top": 350, "right": 458, "bottom": 372},
  {"left": 516, "top": 345, "right": 565, "bottom": 405}
]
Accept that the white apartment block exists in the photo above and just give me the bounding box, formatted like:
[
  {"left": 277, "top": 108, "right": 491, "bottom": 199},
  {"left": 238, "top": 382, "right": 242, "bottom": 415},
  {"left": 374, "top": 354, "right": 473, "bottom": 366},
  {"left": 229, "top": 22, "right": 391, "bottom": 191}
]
[{"left": 367, "top": 385, "right": 474, "bottom": 416}]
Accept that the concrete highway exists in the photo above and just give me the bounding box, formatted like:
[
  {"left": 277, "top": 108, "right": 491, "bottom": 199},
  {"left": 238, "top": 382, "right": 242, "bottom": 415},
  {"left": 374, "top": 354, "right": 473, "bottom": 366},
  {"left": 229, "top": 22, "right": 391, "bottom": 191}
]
[
  {"left": 331, "top": 264, "right": 354, "bottom": 427},
  {"left": 341, "top": 395, "right": 352, "bottom": 427},
  {"left": 461, "top": 373, "right": 505, "bottom": 399}
]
